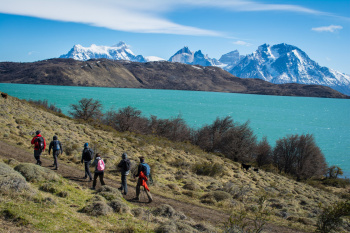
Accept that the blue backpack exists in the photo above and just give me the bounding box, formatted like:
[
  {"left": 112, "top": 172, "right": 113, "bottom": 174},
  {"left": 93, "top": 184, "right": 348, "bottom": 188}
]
[
  {"left": 53, "top": 140, "right": 60, "bottom": 151},
  {"left": 141, "top": 163, "right": 150, "bottom": 176}
]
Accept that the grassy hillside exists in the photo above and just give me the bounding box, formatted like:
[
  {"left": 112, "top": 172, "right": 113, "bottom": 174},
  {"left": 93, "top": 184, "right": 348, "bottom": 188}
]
[{"left": 0, "top": 93, "right": 349, "bottom": 232}]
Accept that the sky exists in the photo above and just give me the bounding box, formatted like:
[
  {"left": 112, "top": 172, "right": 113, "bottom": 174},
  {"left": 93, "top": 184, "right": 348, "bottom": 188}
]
[{"left": 0, "top": 0, "right": 349, "bottom": 74}]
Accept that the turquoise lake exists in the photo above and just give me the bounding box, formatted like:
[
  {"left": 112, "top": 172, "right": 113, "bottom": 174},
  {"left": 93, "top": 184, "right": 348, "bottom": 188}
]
[{"left": 1, "top": 83, "right": 349, "bottom": 177}]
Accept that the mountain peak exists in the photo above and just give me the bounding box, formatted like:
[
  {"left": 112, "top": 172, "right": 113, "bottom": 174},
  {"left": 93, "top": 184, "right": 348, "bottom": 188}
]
[
  {"left": 59, "top": 42, "right": 145, "bottom": 62},
  {"left": 113, "top": 41, "right": 128, "bottom": 48}
]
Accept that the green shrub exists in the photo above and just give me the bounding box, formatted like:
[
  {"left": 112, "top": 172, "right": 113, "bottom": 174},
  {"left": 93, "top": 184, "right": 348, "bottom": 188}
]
[
  {"left": 14, "top": 163, "right": 60, "bottom": 183},
  {"left": 322, "top": 178, "right": 350, "bottom": 188},
  {"left": 1, "top": 209, "right": 29, "bottom": 226},
  {"left": 192, "top": 162, "right": 223, "bottom": 177},
  {"left": 108, "top": 199, "right": 130, "bottom": 213},
  {"left": 316, "top": 201, "right": 350, "bottom": 233},
  {"left": 0, "top": 163, "right": 30, "bottom": 193},
  {"left": 81, "top": 201, "right": 113, "bottom": 216},
  {"left": 97, "top": 185, "right": 123, "bottom": 201},
  {"left": 40, "top": 183, "right": 58, "bottom": 193}
]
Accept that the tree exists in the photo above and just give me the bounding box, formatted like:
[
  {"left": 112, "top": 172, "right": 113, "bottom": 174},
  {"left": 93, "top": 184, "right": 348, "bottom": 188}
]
[
  {"left": 255, "top": 137, "right": 272, "bottom": 167},
  {"left": 326, "top": 166, "right": 343, "bottom": 179},
  {"left": 69, "top": 98, "right": 103, "bottom": 121},
  {"left": 193, "top": 117, "right": 257, "bottom": 162},
  {"left": 273, "top": 134, "right": 327, "bottom": 180}
]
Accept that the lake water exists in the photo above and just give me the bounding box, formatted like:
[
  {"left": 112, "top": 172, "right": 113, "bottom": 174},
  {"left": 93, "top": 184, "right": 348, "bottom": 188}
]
[{"left": 1, "top": 83, "right": 349, "bottom": 177}]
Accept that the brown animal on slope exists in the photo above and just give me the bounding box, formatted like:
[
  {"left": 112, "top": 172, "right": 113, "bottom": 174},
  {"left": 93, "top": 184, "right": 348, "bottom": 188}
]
[{"left": 1, "top": 93, "right": 8, "bottom": 99}]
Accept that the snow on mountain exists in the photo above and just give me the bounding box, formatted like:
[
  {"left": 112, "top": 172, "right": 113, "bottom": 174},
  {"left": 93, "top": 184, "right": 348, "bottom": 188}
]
[
  {"left": 168, "top": 47, "right": 220, "bottom": 66},
  {"left": 145, "top": 56, "right": 166, "bottom": 62},
  {"left": 228, "top": 43, "right": 350, "bottom": 95},
  {"left": 59, "top": 41, "right": 350, "bottom": 95},
  {"left": 218, "top": 50, "right": 244, "bottom": 70},
  {"left": 59, "top": 41, "right": 146, "bottom": 62}
]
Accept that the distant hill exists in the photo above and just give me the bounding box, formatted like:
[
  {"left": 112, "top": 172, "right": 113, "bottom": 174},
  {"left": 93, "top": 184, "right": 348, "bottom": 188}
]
[{"left": 0, "top": 58, "right": 348, "bottom": 98}]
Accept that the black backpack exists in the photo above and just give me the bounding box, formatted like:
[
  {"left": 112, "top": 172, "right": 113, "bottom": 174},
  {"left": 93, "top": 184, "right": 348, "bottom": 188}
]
[
  {"left": 83, "top": 148, "right": 93, "bottom": 161},
  {"left": 35, "top": 137, "right": 45, "bottom": 151},
  {"left": 123, "top": 159, "right": 131, "bottom": 171}
]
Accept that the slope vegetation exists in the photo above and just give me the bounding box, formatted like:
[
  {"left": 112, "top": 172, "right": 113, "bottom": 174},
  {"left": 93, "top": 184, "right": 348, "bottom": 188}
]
[{"left": 0, "top": 93, "right": 348, "bottom": 232}]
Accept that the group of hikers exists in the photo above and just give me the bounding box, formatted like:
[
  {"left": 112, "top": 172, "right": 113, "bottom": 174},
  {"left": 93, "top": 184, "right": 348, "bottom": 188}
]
[{"left": 31, "top": 130, "right": 153, "bottom": 203}]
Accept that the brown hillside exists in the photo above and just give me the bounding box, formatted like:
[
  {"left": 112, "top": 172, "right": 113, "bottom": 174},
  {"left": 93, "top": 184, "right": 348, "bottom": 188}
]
[{"left": 0, "top": 58, "right": 348, "bottom": 98}]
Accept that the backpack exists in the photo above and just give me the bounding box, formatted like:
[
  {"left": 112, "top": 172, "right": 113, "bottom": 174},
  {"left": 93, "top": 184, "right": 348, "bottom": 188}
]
[
  {"left": 53, "top": 140, "right": 60, "bottom": 151},
  {"left": 141, "top": 163, "right": 150, "bottom": 177},
  {"left": 123, "top": 159, "right": 131, "bottom": 171},
  {"left": 83, "top": 148, "right": 93, "bottom": 161},
  {"left": 35, "top": 137, "right": 45, "bottom": 150},
  {"left": 97, "top": 159, "right": 105, "bottom": 171}
]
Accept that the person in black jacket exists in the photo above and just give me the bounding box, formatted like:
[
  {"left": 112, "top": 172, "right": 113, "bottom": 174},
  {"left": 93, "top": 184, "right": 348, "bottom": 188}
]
[
  {"left": 48, "top": 135, "right": 63, "bottom": 170},
  {"left": 81, "top": 143, "right": 93, "bottom": 181},
  {"left": 117, "top": 152, "right": 130, "bottom": 195}
]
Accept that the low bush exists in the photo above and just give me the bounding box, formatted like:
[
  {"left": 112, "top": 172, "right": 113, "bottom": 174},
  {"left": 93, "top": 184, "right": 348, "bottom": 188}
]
[
  {"left": 108, "top": 199, "right": 130, "bottom": 214},
  {"left": 316, "top": 201, "right": 350, "bottom": 233},
  {"left": 0, "top": 163, "right": 30, "bottom": 193},
  {"left": 81, "top": 200, "right": 113, "bottom": 216},
  {"left": 152, "top": 204, "right": 186, "bottom": 220},
  {"left": 14, "top": 163, "right": 60, "bottom": 183},
  {"left": 192, "top": 162, "right": 223, "bottom": 177},
  {"left": 322, "top": 178, "right": 350, "bottom": 188},
  {"left": 1, "top": 209, "right": 29, "bottom": 226},
  {"left": 97, "top": 185, "right": 123, "bottom": 201}
]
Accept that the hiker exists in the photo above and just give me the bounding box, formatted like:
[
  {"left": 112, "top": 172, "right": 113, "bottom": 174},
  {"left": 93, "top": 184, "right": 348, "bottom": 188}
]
[
  {"left": 31, "top": 130, "right": 46, "bottom": 166},
  {"left": 117, "top": 152, "right": 131, "bottom": 195},
  {"left": 81, "top": 143, "right": 93, "bottom": 181},
  {"left": 48, "top": 135, "right": 63, "bottom": 170},
  {"left": 133, "top": 156, "right": 153, "bottom": 203},
  {"left": 91, "top": 153, "right": 106, "bottom": 190}
]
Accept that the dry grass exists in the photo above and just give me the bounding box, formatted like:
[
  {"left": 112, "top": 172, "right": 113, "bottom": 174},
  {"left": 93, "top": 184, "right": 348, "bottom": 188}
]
[{"left": 0, "top": 94, "right": 349, "bottom": 232}]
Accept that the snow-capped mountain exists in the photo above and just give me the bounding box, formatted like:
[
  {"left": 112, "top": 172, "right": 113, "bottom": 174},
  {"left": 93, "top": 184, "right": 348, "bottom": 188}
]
[
  {"left": 59, "top": 41, "right": 147, "bottom": 62},
  {"left": 168, "top": 47, "right": 220, "bottom": 66},
  {"left": 228, "top": 43, "right": 350, "bottom": 95},
  {"left": 219, "top": 50, "right": 244, "bottom": 70},
  {"left": 59, "top": 41, "right": 350, "bottom": 95}
]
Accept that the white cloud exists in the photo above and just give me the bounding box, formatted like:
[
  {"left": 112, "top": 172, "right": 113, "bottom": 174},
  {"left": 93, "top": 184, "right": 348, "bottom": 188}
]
[
  {"left": 312, "top": 25, "right": 343, "bottom": 33},
  {"left": 233, "top": 41, "right": 253, "bottom": 46},
  {"left": 178, "top": 0, "right": 323, "bottom": 14},
  {"left": 0, "top": 0, "right": 339, "bottom": 36},
  {"left": 0, "top": 0, "right": 221, "bottom": 36}
]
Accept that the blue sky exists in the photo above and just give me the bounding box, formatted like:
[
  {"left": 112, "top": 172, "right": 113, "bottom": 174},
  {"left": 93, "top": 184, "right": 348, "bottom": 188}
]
[{"left": 0, "top": 0, "right": 349, "bottom": 74}]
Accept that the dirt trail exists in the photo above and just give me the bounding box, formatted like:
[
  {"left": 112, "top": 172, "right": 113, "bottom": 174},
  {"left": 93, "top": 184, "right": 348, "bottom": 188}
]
[{"left": 0, "top": 140, "right": 307, "bottom": 232}]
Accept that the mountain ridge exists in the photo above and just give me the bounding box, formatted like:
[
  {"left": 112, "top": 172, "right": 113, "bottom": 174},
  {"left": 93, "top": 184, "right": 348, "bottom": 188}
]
[
  {"left": 59, "top": 42, "right": 350, "bottom": 95},
  {"left": 0, "top": 58, "right": 348, "bottom": 99}
]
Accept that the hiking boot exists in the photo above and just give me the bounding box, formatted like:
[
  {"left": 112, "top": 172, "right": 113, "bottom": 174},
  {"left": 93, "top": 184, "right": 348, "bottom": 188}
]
[
  {"left": 90, "top": 187, "right": 95, "bottom": 190},
  {"left": 131, "top": 197, "right": 140, "bottom": 201},
  {"left": 148, "top": 197, "right": 153, "bottom": 203}
]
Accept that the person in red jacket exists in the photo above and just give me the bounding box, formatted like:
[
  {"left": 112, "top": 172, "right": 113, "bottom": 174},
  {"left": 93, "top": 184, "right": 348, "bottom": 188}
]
[{"left": 31, "top": 130, "right": 46, "bottom": 166}]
